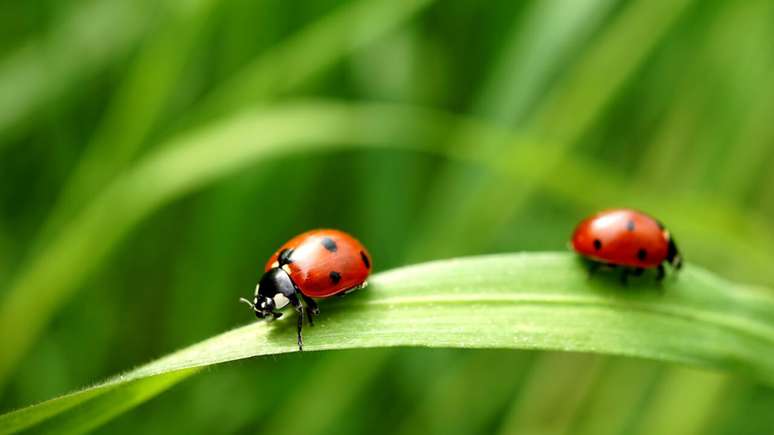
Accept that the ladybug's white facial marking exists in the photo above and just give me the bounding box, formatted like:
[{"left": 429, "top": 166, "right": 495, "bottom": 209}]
[
  {"left": 273, "top": 293, "right": 290, "bottom": 309},
  {"left": 271, "top": 261, "right": 279, "bottom": 269}
]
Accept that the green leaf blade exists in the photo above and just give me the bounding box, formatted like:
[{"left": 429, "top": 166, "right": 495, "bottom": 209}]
[{"left": 3, "top": 252, "right": 774, "bottom": 434}]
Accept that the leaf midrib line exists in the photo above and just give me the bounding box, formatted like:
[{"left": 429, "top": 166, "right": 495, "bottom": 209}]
[{"left": 353, "top": 293, "right": 774, "bottom": 347}]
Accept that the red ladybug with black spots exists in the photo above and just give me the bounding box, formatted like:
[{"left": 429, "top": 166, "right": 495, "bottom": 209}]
[
  {"left": 571, "top": 209, "right": 682, "bottom": 283},
  {"left": 240, "top": 229, "right": 372, "bottom": 350}
]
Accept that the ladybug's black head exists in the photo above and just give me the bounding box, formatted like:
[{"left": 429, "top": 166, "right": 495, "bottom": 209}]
[
  {"left": 239, "top": 294, "right": 277, "bottom": 319},
  {"left": 240, "top": 267, "right": 296, "bottom": 319},
  {"left": 666, "top": 235, "right": 683, "bottom": 269},
  {"left": 257, "top": 296, "right": 277, "bottom": 319}
]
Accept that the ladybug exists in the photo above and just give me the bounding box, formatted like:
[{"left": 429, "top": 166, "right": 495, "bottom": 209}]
[
  {"left": 240, "top": 229, "right": 372, "bottom": 350},
  {"left": 571, "top": 209, "right": 682, "bottom": 283}
]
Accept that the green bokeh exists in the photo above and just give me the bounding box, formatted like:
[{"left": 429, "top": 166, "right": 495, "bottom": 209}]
[{"left": 1, "top": 0, "right": 773, "bottom": 433}]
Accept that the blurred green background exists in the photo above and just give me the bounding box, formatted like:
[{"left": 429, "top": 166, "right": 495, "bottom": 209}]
[{"left": 2, "top": 0, "right": 774, "bottom": 433}]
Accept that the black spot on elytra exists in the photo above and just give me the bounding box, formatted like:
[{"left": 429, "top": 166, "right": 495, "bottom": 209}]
[
  {"left": 278, "top": 248, "right": 294, "bottom": 265},
  {"left": 321, "top": 237, "right": 337, "bottom": 252},
  {"left": 626, "top": 220, "right": 635, "bottom": 232},
  {"left": 360, "top": 251, "right": 370, "bottom": 269},
  {"left": 329, "top": 271, "right": 341, "bottom": 284},
  {"left": 593, "top": 239, "right": 602, "bottom": 251},
  {"left": 637, "top": 248, "right": 648, "bottom": 261}
]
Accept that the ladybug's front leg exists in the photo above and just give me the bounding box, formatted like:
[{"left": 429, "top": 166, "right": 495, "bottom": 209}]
[
  {"left": 301, "top": 294, "right": 320, "bottom": 326},
  {"left": 288, "top": 293, "right": 305, "bottom": 351},
  {"left": 621, "top": 267, "right": 644, "bottom": 285},
  {"left": 656, "top": 264, "right": 665, "bottom": 281},
  {"left": 587, "top": 261, "right": 601, "bottom": 279},
  {"left": 620, "top": 268, "right": 630, "bottom": 285}
]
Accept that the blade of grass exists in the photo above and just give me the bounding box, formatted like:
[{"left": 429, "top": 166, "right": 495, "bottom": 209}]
[
  {"left": 409, "top": 0, "right": 696, "bottom": 261},
  {"left": 709, "top": 383, "right": 774, "bottom": 435},
  {"left": 475, "top": 0, "right": 617, "bottom": 124},
  {"left": 30, "top": 0, "right": 431, "bottom": 266},
  {"left": 527, "top": 0, "right": 696, "bottom": 144},
  {"left": 409, "top": 0, "right": 616, "bottom": 259},
  {"left": 494, "top": 0, "right": 710, "bottom": 418},
  {"left": 17, "top": 0, "right": 433, "bottom": 305},
  {"left": 9, "top": 0, "right": 436, "bottom": 388},
  {"left": 630, "top": 368, "right": 730, "bottom": 435},
  {"left": 574, "top": 361, "right": 662, "bottom": 435},
  {"left": 412, "top": 3, "right": 716, "bottom": 433},
  {"left": 36, "top": 0, "right": 221, "bottom": 235},
  {"left": 524, "top": 1, "right": 774, "bottom": 422},
  {"left": 0, "top": 0, "right": 152, "bottom": 143},
  {"left": 692, "top": 0, "right": 774, "bottom": 201},
  {"left": 261, "top": 350, "right": 391, "bottom": 435},
  {"left": 0, "top": 100, "right": 460, "bottom": 389},
  {"left": 3, "top": 253, "right": 774, "bottom": 433},
  {"left": 16, "top": 368, "right": 197, "bottom": 435},
  {"left": 185, "top": 0, "right": 436, "bottom": 125},
  {"left": 759, "top": 175, "right": 774, "bottom": 218},
  {"left": 3, "top": 100, "right": 774, "bottom": 390},
  {"left": 392, "top": 352, "right": 476, "bottom": 435},
  {"left": 722, "top": 81, "right": 774, "bottom": 201},
  {"left": 634, "top": 83, "right": 701, "bottom": 190},
  {"left": 622, "top": 4, "right": 774, "bottom": 433},
  {"left": 495, "top": 353, "right": 606, "bottom": 435},
  {"left": 395, "top": 351, "right": 530, "bottom": 435}
]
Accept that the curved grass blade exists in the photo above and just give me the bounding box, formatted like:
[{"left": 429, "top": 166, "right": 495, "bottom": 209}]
[
  {"left": 6, "top": 369, "right": 198, "bottom": 435},
  {"left": 474, "top": 0, "right": 617, "bottom": 124},
  {"left": 0, "top": 0, "right": 153, "bottom": 143},
  {"left": 409, "top": 0, "right": 697, "bottom": 262},
  {"left": 38, "top": 0, "right": 222, "bottom": 234},
  {"left": 409, "top": 0, "right": 617, "bottom": 261},
  {"left": 40, "top": 0, "right": 434, "bottom": 237},
  {"left": 629, "top": 368, "right": 729, "bottom": 435},
  {"left": 3, "top": 253, "right": 774, "bottom": 434},
  {"left": 2, "top": 100, "right": 774, "bottom": 389},
  {"left": 188, "top": 0, "right": 436, "bottom": 124},
  {"left": 496, "top": 353, "right": 606, "bottom": 435}
]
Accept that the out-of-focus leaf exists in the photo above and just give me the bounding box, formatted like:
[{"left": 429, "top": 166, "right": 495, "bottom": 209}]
[{"left": 0, "top": 0, "right": 152, "bottom": 142}]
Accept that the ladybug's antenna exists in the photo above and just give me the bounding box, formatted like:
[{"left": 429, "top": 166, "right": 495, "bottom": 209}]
[{"left": 239, "top": 297, "right": 255, "bottom": 310}]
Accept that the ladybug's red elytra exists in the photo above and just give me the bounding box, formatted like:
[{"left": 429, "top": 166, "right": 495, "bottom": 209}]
[
  {"left": 571, "top": 209, "right": 682, "bottom": 282},
  {"left": 240, "top": 229, "right": 371, "bottom": 350}
]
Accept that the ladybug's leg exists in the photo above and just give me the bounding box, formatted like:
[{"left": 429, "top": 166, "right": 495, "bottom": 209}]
[
  {"left": 632, "top": 268, "right": 644, "bottom": 277},
  {"left": 587, "top": 261, "right": 601, "bottom": 278},
  {"left": 301, "top": 294, "right": 319, "bottom": 326},
  {"left": 620, "top": 269, "right": 629, "bottom": 285},
  {"left": 288, "top": 293, "right": 305, "bottom": 351},
  {"left": 656, "top": 264, "right": 665, "bottom": 281},
  {"left": 296, "top": 306, "right": 304, "bottom": 351}
]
